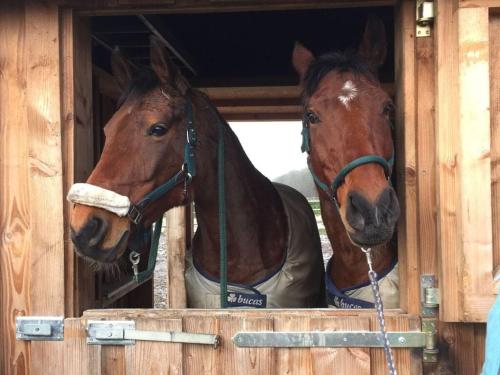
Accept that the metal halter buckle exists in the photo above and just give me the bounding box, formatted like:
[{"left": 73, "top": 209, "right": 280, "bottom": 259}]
[{"left": 127, "top": 205, "right": 143, "bottom": 225}]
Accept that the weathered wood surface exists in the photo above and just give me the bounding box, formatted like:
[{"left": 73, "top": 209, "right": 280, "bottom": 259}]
[
  {"left": 166, "top": 207, "right": 187, "bottom": 308},
  {"left": 394, "top": 0, "right": 419, "bottom": 315},
  {"left": 1, "top": 1, "right": 66, "bottom": 374},
  {"left": 490, "top": 12, "right": 500, "bottom": 293},
  {"left": 458, "top": 6, "right": 494, "bottom": 321},
  {"left": 73, "top": 309, "right": 419, "bottom": 374}
]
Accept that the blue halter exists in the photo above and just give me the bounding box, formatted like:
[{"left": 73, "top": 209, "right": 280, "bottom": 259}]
[{"left": 301, "top": 116, "right": 394, "bottom": 207}]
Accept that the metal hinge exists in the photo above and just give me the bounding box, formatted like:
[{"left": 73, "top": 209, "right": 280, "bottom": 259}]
[
  {"left": 416, "top": 0, "right": 435, "bottom": 37},
  {"left": 233, "top": 331, "right": 425, "bottom": 348},
  {"left": 16, "top": 316, "right": 64, "bottom": 341},
  {"left": 421, "top": 275, "right": 440, "bottom": 363},
  {"left": 86, "top": 320, "right": 220, "bottom": 348}
]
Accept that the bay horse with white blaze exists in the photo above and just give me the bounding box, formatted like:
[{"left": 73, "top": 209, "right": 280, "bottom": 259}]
[
  {"left": 292, "top": 16, "right": 400, "bottom": 309},
  {"left": 68, "top": 37, "right": 325, "bottom": 308}
]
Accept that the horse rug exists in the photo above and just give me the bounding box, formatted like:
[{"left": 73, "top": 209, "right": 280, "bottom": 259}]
[
  {"left": 326, "top": 261, "right": 399, "bottom": 309},
  {"left": 185, "top": 183, "right": 325, "bottom": 308}
]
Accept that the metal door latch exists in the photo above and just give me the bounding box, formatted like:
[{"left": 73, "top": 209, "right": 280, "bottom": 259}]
[
  {"left": 86, "top": 320, "right": 220, "bottom": 348},
  {"left": 16, "top": 316, "right": 64, "bottom": 341},
  {"left": 416, "top": 0, "right": 435, "bottom": 37},
  {"left": 421, "top": 275, "right": 440, "bottom": 363}
]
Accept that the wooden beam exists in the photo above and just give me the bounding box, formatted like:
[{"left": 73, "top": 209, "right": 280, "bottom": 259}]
[
  {"left": 394, "top": 0, "right": 419, "bottom": 314},
  {"left": 458, "top": 6, "right": 494, "bottom": 322},
  {"left": 435, "top": 0, "right": 462, "bottom": 322},
  {"left": 138, "top": 14, "right": 197, "bottom": 75},
  {"left": 459, "top": 0, "right": 500, "bottom": 7},
  {"left": 166, "top": 207, "right": 187, "bottom": 308}
]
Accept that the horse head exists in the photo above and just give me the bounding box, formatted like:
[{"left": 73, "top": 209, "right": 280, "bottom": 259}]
[
  {"left": 292, "top": 16, "right": 400, "bottom": 247},
  {"left": 70, "top": 37, "right": 194, "bottom": 264}
]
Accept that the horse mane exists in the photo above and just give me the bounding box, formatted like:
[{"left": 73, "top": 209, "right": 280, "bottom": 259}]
[{"left": 301, "top": 51, "right": 375, "bottom": 104}]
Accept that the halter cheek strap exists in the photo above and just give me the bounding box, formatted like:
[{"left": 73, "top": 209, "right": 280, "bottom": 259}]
[{"left": 301, "top": 119, "right": 394, "bottom": 206}]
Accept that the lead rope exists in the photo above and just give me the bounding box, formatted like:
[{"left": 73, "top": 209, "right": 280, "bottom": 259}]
[{"left": 361, "top": 247, "right": 397, "bottom": 375}]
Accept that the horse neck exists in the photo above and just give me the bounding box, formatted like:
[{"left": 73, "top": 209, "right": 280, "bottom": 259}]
[
  {"left": 320, "top": 195, "right": 394, "bottom": 289},
  {"left": 190, "top": 97, "right": 288, "bottom": 284}
]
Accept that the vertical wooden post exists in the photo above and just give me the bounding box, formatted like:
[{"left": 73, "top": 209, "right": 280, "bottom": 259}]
[
  {"left": 0, "top": 2, "right": 31, "bottom": 373},
  {"left": 457, "top": 6, "right": 494, "bottom": 321},
  {"left": 394, "top": 0, "right": 419, "bottom": 313},
  {"left": 166, "top": 206, "right": 187, "bottom": 308}
]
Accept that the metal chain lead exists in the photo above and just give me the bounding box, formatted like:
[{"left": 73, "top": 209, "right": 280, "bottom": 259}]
[{"left": 361, "top": 247, "right": 398, "bottom": 375}]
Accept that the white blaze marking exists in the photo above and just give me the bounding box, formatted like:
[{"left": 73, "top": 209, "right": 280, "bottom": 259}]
[{"left": 338, "top": 80, "right": 358, "bottom": 108}]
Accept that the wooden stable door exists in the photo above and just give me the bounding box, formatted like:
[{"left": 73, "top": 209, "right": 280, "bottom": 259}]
[{"left": 58, "top": 310, "right": 421, "bottom": 375}]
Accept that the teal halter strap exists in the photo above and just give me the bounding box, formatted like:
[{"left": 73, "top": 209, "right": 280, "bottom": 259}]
[{"left": 301, "top": 120, "right": 394, "bottom": 206}]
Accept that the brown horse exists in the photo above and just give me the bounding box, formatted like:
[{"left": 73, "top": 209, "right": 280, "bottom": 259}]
[
  {"left": 292, "top": 16, "right": 400, "bottom": 308},
  {"left": 68, "top": 37, "right": 325, "bottom": 308}
]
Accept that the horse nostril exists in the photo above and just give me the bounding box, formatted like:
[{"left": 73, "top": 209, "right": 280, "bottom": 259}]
[
  {"left": 71, "top": 216, "right": 108, "bottom": 250},
  {"left": 376, "top": 188, "right": 400, "bottom": 225},
  {"left": 346, "top": 192, "right": 366, "bottom": 231}
]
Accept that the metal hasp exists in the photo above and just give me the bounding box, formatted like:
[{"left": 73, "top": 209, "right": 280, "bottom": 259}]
[
  {"left": 421, "top": 274, "right": 440, "bottom": 363},
  {"left": 16, "top": 316, "right": 64, "bottom": 341},
  {"left": 233, "top": 331, "right": 425, "bottom": 348},
  {"left": 416, "top": 0, "right": 434, "bottom": 37},
  {"left": 87, "top": 320, "right": 220, "bottom": 348}
]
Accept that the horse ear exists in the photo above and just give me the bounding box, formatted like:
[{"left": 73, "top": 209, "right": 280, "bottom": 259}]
[
  {"left": 292, "top": 42, "right": 315, "bottom": 81},
  {"left": 111, "top": 47, "right": 136, "bottom": 91},
  {"left": 150, "top": 35, "right": 189, "bottom": 93},
  {"left": 357, "top": 15, "right": 387, "bottom": 73}
]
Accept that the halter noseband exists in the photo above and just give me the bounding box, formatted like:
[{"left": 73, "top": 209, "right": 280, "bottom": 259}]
[
  {"left": 127, "top": 93, "right": 197, "bottom": 225},
  {"left": 301, "top": 114, "right": 394, "bottom": 207}
]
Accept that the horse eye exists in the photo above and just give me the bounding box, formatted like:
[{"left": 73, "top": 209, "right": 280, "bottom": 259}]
[
  {"left": 306, "top": 111, "right": 320, "bottom": 124},
  {"left": 147, "top": 123, "right": 168, "bottom": 137},
  {"left": 382, "top": 102, "right": 395, "bottom": 116}
]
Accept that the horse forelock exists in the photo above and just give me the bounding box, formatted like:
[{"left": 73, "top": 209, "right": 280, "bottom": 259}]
[{"left": 302, "top": 52, "right": 375, "bottom": 105}]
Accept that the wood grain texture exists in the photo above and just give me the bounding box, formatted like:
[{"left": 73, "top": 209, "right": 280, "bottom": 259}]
[
  {"left": 0, "top": 2, "right": 31, "bottom": 373},
  {"left": 416, "top": 33, "right": 438, "bottom": 276},
  {"left": 309, "top": 317, "right": 371, "bottom": 375},
  {"left": 274, "top": 316, "right": 313, "bottom": 375},
  {"left": 435, "top": 0, "right": 463, "bottom": 322},
  {"left": 124, "top": 318, "right": 183, "bottom": 374},
  {"left": 458, "top": 6, "right": 495, "bottom": 322},
  {"left": 64, "top": 318, "right": 101, "bottom": 375},
  {"left": 394, "top": 0, "right": 420, "bottom": 314},
  {"left": 490, "top": 13, "right": 500, "bottom": 289},
  {"left": 183, "top": 315, "right": 220, "bottom": 374},
  {"left": 166, "top": 207, "right": 187, "bottom": 308}
]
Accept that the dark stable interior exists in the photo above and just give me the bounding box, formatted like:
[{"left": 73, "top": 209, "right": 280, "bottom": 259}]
[{"left": 91, "top": 6, "right": 394, "bottom": 88}]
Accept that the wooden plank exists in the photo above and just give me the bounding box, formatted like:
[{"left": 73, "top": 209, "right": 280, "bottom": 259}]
[
  {"left": 183, "top": 315, "right": 220, "bottom": 374},
  {"left": 102, "top": 346, "right": 126, "bottom": 375},
  {"left": 68, "top": 1, "right": 397, "bottom": 17},
  {"left": 416, "top": 32, "right": 438, "bottom": 276},
  {"left": 73, "top": 15, "right": 97, "bottom": 315},
  {"left": 274, "top": 316, "right": 312, "bottom": 374},
  {"left": 166, "top": 206, "right": 187, "bottom": 308},
  {"left": 309, "top": 317, "right": 371, "bottom": 374},
  {"left": 394, "top": 0, "right": 420, "bottom": 314},
  {"left": 0, "top": 1, "right": 31, "bottom": 373},
  {"left": 459, "top": 0, "right": 500, "bottom": 7},
  {"left": 61, "top": 8, "right": 77, "bottom": 320},
  {"left": 370, "top": 315, "right": 419, "bottom": 375},
  {"left": 490, "top": 13, "right": 500, "bottom": 289},
  {"left": 64, "top": 318, "right": 101, "bottom": 375},
  {"left": 25, "top": 3, "right": 66, "bottom": 373},
  {"left": 233, "top": 317, "right": 275, "bottom": 375},
  {"left": 124, "top": 318, "right": 183, "bottom": 374},
  {"left": 435, "top": 0, "right": 463, "bottom": 322},
  {"left": 458, "top": 6, "right": 495, "bottom": 322}
]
